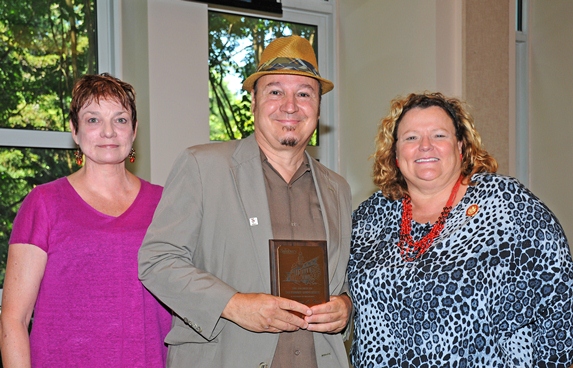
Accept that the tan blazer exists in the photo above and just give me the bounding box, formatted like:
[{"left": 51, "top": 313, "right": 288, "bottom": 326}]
[{"left": 138, "top": 134, "right": 352, "bottom": 368}]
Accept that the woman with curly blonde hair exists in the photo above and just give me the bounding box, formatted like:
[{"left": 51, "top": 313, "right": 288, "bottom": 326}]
[
  {"left": 372, "top": 92, "right": 497, "bottom": 200},
  {"left": 347, "top": 91, "right": 573, "bottom": 367}
]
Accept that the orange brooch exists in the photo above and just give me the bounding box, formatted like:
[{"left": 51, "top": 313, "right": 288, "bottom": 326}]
[{"left": 466, "top": 204, "right": 479, "bottom": 217}]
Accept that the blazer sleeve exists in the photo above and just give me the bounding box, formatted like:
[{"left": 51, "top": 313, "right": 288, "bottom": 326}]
[{"left": 138, "top": 149, "right": 237, "bottom": 342}]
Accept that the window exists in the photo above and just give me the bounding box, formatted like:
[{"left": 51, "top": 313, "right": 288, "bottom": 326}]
[
  {"left": 0, "top": 1, "right": 97, "bottom": 131},
  {"left": 208, "top": 11, "right": 318, "bottom": 143},
  {"left": 0, "top": 0, "right": 99, "bottom": 286},
  {"left": 516, "top": 0, "right": 524, "bottom": 32}
]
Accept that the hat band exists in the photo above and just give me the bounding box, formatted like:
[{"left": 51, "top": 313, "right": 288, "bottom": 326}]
[{"left": 257, "top": 57, "right": 321, "bottom": 78}]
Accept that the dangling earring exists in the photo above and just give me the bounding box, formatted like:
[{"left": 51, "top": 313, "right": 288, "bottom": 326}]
[
  {"left": 128, "top": 148, "right": 136, "bottom": 163},
  {"left": 74, "top": 146, "right": 83, "bottom": 166}
]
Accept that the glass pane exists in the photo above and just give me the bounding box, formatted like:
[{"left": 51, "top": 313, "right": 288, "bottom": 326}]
[
  {"left": 208, "top": 11, "right": 319, "bottom": 144},
  {"left": 516, "top": 0, "right": 523, "bottom": 32},
  {"left": 0, "top": 147, "right": 81, "bottom": 286},
  {"left": 0, "top": 0, "right": 97, "bottom": 131}
]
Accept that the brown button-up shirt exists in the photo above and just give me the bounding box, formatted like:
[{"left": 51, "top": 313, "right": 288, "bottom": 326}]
[{"left": 262, "top": 151, "right": 325, "bottom": 368}]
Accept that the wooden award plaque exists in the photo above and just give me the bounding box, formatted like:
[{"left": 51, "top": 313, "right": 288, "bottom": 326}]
[{"left": 269, "top": 239, "right": 329, "bottom": 307}]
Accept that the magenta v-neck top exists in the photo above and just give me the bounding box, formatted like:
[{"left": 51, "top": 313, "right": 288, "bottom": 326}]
[{"left": 10, "top": 177, "right": 171, "bottom": 367}]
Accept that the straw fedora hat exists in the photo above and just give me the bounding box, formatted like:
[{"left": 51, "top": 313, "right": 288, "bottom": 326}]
[{"left": 242, "top": 35, "right": 334, "bottom": 94}]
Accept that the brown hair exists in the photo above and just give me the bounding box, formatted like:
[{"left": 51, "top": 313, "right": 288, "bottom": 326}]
[
  {"left": 69, "top": 73, "right": 137, "bottom": 132},
  {"left": 372, "top": 91, "right": 498, "bottom": 200}
]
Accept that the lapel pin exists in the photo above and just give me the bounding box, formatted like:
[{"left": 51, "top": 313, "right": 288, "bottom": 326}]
[{"left": 466, "top": 204, "right": 479, "bottom": 217}]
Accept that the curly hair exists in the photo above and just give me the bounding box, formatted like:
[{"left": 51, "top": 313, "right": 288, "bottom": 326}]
[
  {"left": 372, "top": 92, "right": 498, "bottom": 200},
  {"left": 69, "top": 73, "right": 137, "bottom": 132}
]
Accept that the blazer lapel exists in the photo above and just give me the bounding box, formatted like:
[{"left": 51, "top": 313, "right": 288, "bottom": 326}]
[
  {"left": 308, "top": 154, "right": 342, "bottom": 284},
  {"left": 230, "top": 136, "right": 274, "bottom": 292}
]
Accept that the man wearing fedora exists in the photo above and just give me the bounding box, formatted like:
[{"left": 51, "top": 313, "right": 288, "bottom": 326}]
[{"left": 139, "top": 35, "right": 352, "bottom": 368}]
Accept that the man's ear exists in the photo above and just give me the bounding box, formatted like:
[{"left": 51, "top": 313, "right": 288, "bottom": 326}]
[{"left": 250, "top": 90, "right": 256, "bottom": 113}]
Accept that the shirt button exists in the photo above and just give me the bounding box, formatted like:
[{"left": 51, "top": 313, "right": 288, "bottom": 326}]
[{"left": 294, "top": 350, "right": 300, "bottom": 356}]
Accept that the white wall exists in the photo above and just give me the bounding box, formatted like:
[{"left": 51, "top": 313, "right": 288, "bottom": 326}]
[
  {"left": 120, "top": 0, "right": 209, "bottom": 186},
  {"left": 337, "top": 0, "right": 462, "bottom": 209},
  {"left": 529, "top": 0, "right": 573, "bottom": 243},
  {"left": 146, "top": 0, "right": 209, "bottom": 185}
]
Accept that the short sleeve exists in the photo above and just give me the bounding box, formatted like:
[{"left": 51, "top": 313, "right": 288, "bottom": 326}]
[{"left": 9, "top": 186, "right": 51, "bottom": 252}]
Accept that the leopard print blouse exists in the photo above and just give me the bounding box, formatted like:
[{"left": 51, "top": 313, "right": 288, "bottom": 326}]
[{"left": 348, "top": 173, "right": 573, "bottom": 367}]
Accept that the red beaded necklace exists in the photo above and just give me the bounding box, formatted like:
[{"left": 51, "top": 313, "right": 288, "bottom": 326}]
[{"left": 398, "top": 174, "right": 463, "bottom": 262}]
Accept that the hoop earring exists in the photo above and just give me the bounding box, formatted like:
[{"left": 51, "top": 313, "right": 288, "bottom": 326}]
[
  {"left": 74, "top": 146, "right": 83, "bottom": 166},
  {"left": 128, "top": 148, "right": 136, "bottom": 163}
]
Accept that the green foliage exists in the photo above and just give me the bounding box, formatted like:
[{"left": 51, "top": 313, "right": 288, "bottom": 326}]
[
  {"left": 208, "top": 11, "right": 317, "bottom": 141},
  {"left": 0, "top": 0, "right": 95, "bottom": 287}
]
